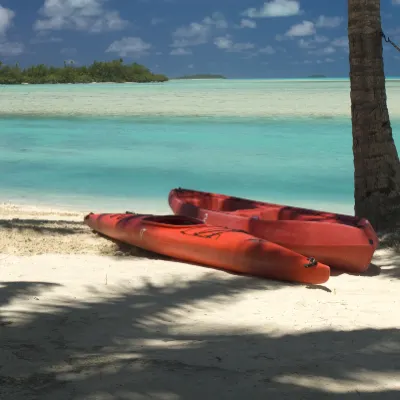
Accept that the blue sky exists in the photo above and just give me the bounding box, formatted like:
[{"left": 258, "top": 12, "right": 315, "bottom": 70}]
[{"left": 0, "top": 0, "right": 400, "bottom": 78}]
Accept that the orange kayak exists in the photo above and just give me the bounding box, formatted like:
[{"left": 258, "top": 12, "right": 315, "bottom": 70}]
[
  {"left": 84, "top": 212, "right": 330, "bottom": 284},
  {"left": 168, "top": 188, "right": 379, "bottom": 273}
]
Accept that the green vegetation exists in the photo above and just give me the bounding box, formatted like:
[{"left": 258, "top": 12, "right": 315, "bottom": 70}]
[
  {"left": 174, "top": 74, "right": 227, "bottom": 80},
  {"left": 0, "top": 59, "right": 168, "bottom": 84}
]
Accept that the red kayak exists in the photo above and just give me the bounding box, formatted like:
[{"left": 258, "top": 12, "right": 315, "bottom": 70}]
[
  {"left": 168, "top": 188, "right": 379, "bottom": 273},
  {"left": 84, "top": 212, "right": 330, "bottom": 284}
]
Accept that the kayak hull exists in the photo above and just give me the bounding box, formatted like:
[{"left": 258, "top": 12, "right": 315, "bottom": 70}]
[
  {"left": 84, "top": 212, "right": 330, "bottom": 284},
  {"left": 168, "top": 188, "right": 378, "bottom": 273}
]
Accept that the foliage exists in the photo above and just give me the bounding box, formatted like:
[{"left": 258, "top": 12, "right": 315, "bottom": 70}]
[{"left": 0, "top": 59, "right": 168, "bottom": 84}]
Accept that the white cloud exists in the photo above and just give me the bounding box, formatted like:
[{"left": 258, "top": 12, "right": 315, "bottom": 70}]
[
  {"left": 0, "top": 5, "right": 15, "bottom": 36},
  {"left": 171, "top": 12, "right": 227, "bottom": 48},
  {"left": 172, "top": 22, "right": 210, "bottom": 47},
  {"left": 106, "top": 37, "right": 151, "bottom": 57},
  {"left": 309, "top": 46, "right": 336, "bottom": 55},
  {"left": 0, "top": 41, "right": 24, "bottom": 56},
  {"left": 314, "top": 35, "right": 329, "bottom": 43},
  {"left": 0, "top": 6, "right": 24, "bottom": 56},
  {"left": 214, "top": 35, "right": 255, "bottom": 52},
  {"left": 90, "top": 11, "right": 127, "bottom": 32},
  {"left": 238, "top": 19, "right": 257, "bottom": 29},
  {"left": 30, "top": 35, "right": 63, "bottom": 44},
  {"left": 298, "top": 35, "right": 329, "bottom": 49},
  {"left": 170, "top": 47, "right": 192, "bottom": 55},
  {"left": 315, "top": 57, "right": 335, "bottom": 64},
  {"left": 315, "top": 15, "right": 343, "bottom": 28},
  {"left": 214, "top": 36, "right": 231, "bottom": 49},
  {"left": 60, "top": 47, "right": 77, "bottom": 55},
  {"left": 285, "top": 20, "right": 315, "bottom": 37},
  {"left": 392, "top": 0, "right": 400, "bottom": 4},
  {"left": 292, "top": 59, "right": 312, "bottom": 64},
  {"left": 242, "top": 0, "right": 300, "bottom": 18},
  {"left": 298, "top": 38, "right": 312, "bottom": 48},
  {"left": 322, "top": 46, "right": 336, "bottom": 54},
  {"left": 151, "top": 17, "right": 163, "bottom": 25},
  {"left": 259, "top": 45, "right": 275, "bottom": 54},
  {"left": 203, "top": 12, "right": 228, "bottom": 29},
  {"left": 34, "top": 0, "right": 129, "bottom": 33}
]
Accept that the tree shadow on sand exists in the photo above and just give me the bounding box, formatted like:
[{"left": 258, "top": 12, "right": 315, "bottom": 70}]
[
  {"left": 0, "top": 281, "right": 61, "bottom": 326},
  {"left": 0, "top": 218, "right": 86, "bottom": 236},
  {"left": 0, "top": 274, "right": 398, "bottom": 400}
]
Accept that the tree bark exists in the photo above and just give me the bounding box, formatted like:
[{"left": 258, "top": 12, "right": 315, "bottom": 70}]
[{"left": 348, "top": 0, "right": 400, "bottom": 232}]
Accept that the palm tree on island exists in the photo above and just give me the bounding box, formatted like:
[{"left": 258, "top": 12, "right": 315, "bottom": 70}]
[{"left": 0, "top": 59, "right": 168, "bottom": 84}]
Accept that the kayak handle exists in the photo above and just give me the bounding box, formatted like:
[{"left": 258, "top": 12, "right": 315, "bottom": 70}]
[{"left": 304, "top": 257, "right": 318, "bottom": 268}]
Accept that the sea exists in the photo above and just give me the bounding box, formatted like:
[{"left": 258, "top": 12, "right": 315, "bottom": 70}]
[{"left": 1, "top": 78, "right": 400, "bottom": 214}]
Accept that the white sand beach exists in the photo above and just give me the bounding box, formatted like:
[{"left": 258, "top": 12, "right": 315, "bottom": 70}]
[{"left": 1, "top": 203, "right": 399, "bottom": 399}]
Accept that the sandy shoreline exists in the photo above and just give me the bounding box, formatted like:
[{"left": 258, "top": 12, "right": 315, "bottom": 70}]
[
  {"left": 2, "top": 80, "right": 400, "bottom": 119},
  {"left": 1, "top": 204, "right": 399, "bottom": 399}
]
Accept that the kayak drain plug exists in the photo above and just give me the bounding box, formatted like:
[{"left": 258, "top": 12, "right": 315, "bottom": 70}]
[{"left": 304, "top": 257, "right": 318, "bottom": 268}]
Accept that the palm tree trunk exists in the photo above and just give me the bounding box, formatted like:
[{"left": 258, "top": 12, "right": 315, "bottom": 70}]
[{"left": 348, "top": 0, "right": 400, "bottom": 232}]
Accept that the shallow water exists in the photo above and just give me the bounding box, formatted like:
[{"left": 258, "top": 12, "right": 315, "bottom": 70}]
[
  {"left": 1, "top": 78, "right": 400, "bottom": 118},
  {"left": 1, "top": 80, "right": 399, "bottom": 214}
]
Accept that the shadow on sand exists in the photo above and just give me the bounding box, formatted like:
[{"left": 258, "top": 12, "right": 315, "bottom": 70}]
[
  {"left": 0, "top": 218, "right": 86, "bottom": 236},
  {"left": 1, "top": 216, "right": 399, "bottom": 398},
  {"left": 0, "top": 275, "right": 399, "bottom": 400}
]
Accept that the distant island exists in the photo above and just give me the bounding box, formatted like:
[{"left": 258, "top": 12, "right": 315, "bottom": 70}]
[
  {"left": 0, "top": 59, "right": 168, "bottom": 84},
  {"left": 308, "top": 74, "right": 327, "bottom": 78},
  {"left": 174, "top": 74, "right": 227, "bottom": 80}
]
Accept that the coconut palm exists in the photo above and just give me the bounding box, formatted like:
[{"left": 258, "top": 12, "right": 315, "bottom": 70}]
[{"left": 348, "top": 0, "right": 400, "bottom": 232}]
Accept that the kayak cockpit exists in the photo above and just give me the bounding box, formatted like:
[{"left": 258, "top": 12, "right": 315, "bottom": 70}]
[{"left": 142, "top": 215, "right": 205, "bottom": 227}]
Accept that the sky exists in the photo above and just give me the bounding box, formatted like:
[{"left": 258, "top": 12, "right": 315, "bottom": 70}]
[{"left": 1, "top": 0, "right": 400, "bottom": 78}]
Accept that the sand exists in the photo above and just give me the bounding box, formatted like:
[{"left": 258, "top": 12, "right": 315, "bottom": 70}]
[
  {"left": 2, "top": 80, "right": 400, "bottom": 119},
  {"left": 0, "top": 204, "right": 399, "bottom": 400}
]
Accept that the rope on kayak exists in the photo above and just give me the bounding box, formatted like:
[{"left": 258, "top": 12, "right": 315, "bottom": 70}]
[
  {"left": 381, "top": 30, "right": 400, "bottom": 52},
  {"left": 304, "top": 257, "right": 318, "bottom": 268},
  {"left": 181, "top": 226, "right": 249, "bottom": 239},
  {"left": 187, "top": 228, "right": 249, "bottom": 239}
]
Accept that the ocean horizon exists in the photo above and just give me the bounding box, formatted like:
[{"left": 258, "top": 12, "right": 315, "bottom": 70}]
[{"left": 1, "top": 79, "right": 399, "bottom": 215}]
